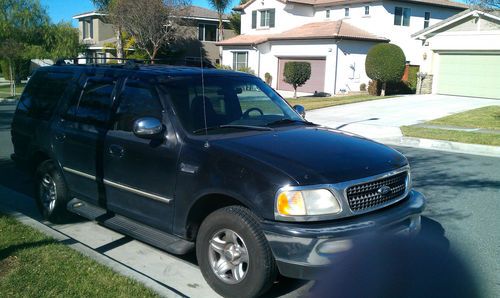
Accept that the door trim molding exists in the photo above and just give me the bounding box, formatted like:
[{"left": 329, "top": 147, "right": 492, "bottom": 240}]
[
  {"left": 63, "top": 167, "right": 96, "bottom": 181},
  {"left": 103, "top": 179, "right": 172, "bottom": 204}
]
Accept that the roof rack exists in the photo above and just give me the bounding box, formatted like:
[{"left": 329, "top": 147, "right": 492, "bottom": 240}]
[{"left": 55, "top": 57, "right": 215, "bottom": 69}]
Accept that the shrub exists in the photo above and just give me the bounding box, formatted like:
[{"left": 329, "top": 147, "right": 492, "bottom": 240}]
[
  {"left": 406, "top": 65, "right": 419, "bottom": 93},
  {"left": 365, "top": 43, "right": 406, "bottom": 96},
  {"left": 284, "top": 61, "right": 311, "bottom": 98},
  {"left": 386, "top": 81, "right": 414, "bottom": 95},
  {"left": 215, "top": 64, "right": 232, "bottom": 70},
  {"left": 237, "top": 66, "right": 255, "bottom": 75},
  {"left": 368, "top": 80, "right": 380, "bottom": 96},
  {"left": 264, "top": 72, "right": 272, "bottom": 85},
  {"left": 360, "top": 83, "right": 367, "bottom": 92}
]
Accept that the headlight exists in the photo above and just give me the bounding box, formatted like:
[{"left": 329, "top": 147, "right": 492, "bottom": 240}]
[{"left": 276, "top": 189, "right": 341, "bottom": 219}]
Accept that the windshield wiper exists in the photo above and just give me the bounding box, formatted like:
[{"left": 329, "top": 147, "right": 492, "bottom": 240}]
[
  {"left": 265, "top": 119, "right": 315, "bottom": 127},
  {"left": 193, "top": 124, "right": 273, "bottom": 134}
]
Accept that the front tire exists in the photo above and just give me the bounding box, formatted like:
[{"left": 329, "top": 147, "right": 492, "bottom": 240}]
[
  {"left": 196, "top": 206, "right": 277, "bottom": 298},
  {"left": 35, "top": 160, "right": 69, "bottom": 223}
]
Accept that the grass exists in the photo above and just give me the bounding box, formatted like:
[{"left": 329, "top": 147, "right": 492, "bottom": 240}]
[
  {"left": 285, "top": 94, "right": 393, "bottom": 110},
  {"left": 401, "top": 106, "right": 500, "bottom": 146},
  {"left": 0, "top": 83, "right": 25, "bottom": 98},
  {"left": 0, "top": 213, "right": 159, "bottom": 297},
  {"left": 426, "top": 106, "right": 500, "bottom": 130}
]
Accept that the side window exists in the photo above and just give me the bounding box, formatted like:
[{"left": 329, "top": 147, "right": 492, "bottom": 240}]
[
  {"left": 65, "top": 78, "right": 115, "bottom": 125},
  {"left": 18, "top": 71, "right": 74, "bottom": 120},
  {"left": 113, "top": 81, "right": 163, "bottom": 132}
]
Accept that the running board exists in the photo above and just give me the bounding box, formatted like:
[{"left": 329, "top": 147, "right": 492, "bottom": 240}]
[{"left": 67, "top": 198, "right": 194, "bottom": 255}]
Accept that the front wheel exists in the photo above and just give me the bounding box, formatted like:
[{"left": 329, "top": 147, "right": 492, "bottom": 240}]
[
  {"left": 196, "top": 206, "right": 277, "bottom": 297},
  {"left": 35, "top": 160, "right": 69, "bottom": 223}
]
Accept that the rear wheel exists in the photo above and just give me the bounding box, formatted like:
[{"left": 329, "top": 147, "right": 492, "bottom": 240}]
[
  {"left": 196, "top": 206, "right": 277, "bottom": 297},
  {"left": 35, "top": 160, "right": 69, "bottom": 223}
]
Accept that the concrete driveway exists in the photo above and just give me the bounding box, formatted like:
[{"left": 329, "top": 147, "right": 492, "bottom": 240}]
[{"left": 306, "top": 94, "right": 500, "bottom": 139}]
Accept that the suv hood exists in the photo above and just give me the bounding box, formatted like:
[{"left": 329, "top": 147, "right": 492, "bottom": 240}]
[{"left": 212, "top": 126, "right": 408, "bottom": 185}]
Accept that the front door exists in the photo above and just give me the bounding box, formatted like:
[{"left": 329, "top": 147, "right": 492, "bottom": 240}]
[{"left": 103, "top": 77, "right": 179, "bottom": 232}]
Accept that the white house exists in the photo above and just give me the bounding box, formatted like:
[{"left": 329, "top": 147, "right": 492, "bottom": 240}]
[
  {"left": 413, "top": 9, "right": 500, "bottom": 99},
  {"left": 217, "top": 0, "right": 467, "bottom": 95}
]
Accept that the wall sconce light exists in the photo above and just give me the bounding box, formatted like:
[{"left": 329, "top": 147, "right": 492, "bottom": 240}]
[{"left": 423, "top": 52, "right": 427, "bottom": 60}]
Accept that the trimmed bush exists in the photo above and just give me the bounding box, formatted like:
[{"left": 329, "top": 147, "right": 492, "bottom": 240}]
[
  {"left": 368, "top": 80, "right": 380, "bottom": 96},
  {"left": 406, "top": 65, "right": 419, "bottom": 93},
  {"left": 264, "top": 72, "right": 272, "bottom": 85},
  {"left": 360, "top": 83, "right": 367, "bottom": 92},
  {"left": 283, "top": 61, "right": 311, "bottom": 98},
  {"left": 365, "top": 43, "right": 406, "bottom": 96}
]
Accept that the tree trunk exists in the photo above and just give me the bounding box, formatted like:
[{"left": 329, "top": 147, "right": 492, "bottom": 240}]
[
  {"left": 8, "top": 60, "right": 15, "bottom": 97},
  {"left": 115, "top": 27, "right": 124, "bottom": 62},
  {"left": 381, "top": 82, "right": 387, "bottom": 96},
  {"left": 293, "top": 86, "right": 297, "bottom": 98}
]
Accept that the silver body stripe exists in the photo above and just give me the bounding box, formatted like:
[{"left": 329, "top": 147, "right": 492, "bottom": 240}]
[{"left": 62, "top": 167, "right": 171, "bottom": 204}]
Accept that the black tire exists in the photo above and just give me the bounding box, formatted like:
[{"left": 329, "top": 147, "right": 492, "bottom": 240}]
[
  {"left": 35, "top": 160, "right": 70, "bottom": 223},
  {"left": 196, "top": 206, "right": 277, "bottom": 298}
]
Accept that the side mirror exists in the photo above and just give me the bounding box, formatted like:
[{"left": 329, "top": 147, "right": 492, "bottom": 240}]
[
  {"left": 133, "top": 117, "right": 164, "bottom": 139},
  {"left": 293, "top": 105, "right": 306, "bottom": 118}
]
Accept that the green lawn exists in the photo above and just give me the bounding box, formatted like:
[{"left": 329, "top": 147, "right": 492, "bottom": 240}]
[
  {"left": 401, "top": 106, "right": 500, "bottom": 146},
  {"left": 0, "top": 213, "right": 159, "bottom": 297},
  {"left": 286, "top": 94, "right": 393, "bottom": 110},
  {"left": 0, "top": 83, "right": 25, "bottom": 98}
]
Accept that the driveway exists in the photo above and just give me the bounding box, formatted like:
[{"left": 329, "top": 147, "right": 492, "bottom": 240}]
[{"left": 306, "top": 94, "right": 500, "bottom": 139}]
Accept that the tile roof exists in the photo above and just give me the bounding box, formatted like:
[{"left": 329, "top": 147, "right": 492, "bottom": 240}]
[
  {"left": 234, "top": 0, "right": 468, "bottom": 11},
  {"left": 188, "top": 5, "right": 228, "bottom": 20},
  {"left": 216, "top": 20, "right": 388, "bottom": 46}
]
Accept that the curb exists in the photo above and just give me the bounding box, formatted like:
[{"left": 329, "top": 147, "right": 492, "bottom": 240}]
[
  {"left": 0, "top": 201, "right": 183, "bottom": 298},
  {"left": 377, "top": 136, "right": 500, "bottom": 158}
]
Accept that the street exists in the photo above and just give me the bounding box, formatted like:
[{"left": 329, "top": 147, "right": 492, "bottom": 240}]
[{"left": 0, "top": 103, "right": 499, "bottom": 297}]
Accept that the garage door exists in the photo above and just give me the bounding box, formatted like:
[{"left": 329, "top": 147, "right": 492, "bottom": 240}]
[
  {"left": 437, "top": 53, "right": 500, "bottom": 99},
  {"left": 277, "top": 57, "right": 326, "bottom": 93}
]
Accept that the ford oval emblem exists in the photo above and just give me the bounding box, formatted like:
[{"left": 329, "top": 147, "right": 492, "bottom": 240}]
[{"left": 377, "top": 185, "right": 392, "bottom": 196}]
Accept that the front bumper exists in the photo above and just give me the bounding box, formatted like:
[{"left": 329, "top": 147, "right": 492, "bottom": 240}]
[{"left": 261, "top": 190, "right": 426, "bottom": 280}]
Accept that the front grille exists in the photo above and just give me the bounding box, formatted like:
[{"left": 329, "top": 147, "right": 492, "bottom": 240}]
[{"left": 346, "top": 171, "right": 408, "bottom": 212}]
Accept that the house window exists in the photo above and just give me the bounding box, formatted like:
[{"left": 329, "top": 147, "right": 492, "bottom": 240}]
[
  {"left": 233, "top": 52, "right": 248, "bottom": 71},
  {"left": 424, "top": 12, "right": 431, "bottom": 28},
  {"left": 344, "top": 7, "right": 350, "bottom": 17},
  {"left": 198, "top": 23, "right": 217, "bottom": 42},
  {"left": 259, "top": 9, "right": 275, "bottom": 28},
  {"left": 394, "top": 7, "right": 411, "bottom": 26},
  {"left": 83, "top": 19, "right": 93, "bottom": 39},
  {"left": 326, "top": 9, "right": 330, "bottom": 18},
  {"left": 97, "top": 52, "right": 106, "bottom": 64},
  {"left": 365, "top": 6, "right": 370, "bottom": 15}
]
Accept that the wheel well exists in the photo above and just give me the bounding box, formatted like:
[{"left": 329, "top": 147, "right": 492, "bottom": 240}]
[
  {"left": 186, "top": 194, "right": 247, "bottom": 241},
  {"left": 30, "top": 151, "right": 50, "bottom": 173}
]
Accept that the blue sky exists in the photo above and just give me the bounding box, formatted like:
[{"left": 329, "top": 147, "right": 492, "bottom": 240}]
[{"left": 41, "top": 0, "right": 240, "bottom": 26}]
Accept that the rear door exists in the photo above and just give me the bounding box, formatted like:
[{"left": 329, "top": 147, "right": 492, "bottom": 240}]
[
  {"left": 103, "top": 76, "right": 180, "bottom": 232},
  {"left": 52, "top": 71, "right": 120, "bottom": 205}
]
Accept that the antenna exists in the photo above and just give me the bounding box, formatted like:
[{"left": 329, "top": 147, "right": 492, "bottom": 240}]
[{"left": 200, "top": 48, "right": 209, "bottom": 148}]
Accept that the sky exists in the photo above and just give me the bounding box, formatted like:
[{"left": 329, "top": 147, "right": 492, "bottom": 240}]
[{"left": 40, "top": 0, "right": 240, "bottom": 27}]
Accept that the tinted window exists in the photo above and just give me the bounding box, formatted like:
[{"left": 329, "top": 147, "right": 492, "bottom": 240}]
[
  {"left": 65, "top": 78, "right": 115, "bottom": 125},
  {"left": 113, "top": 81, "right": 163, "bottom": 132},
  {"left": 18, "top": 71, "right": 74, "bottom": 120}
]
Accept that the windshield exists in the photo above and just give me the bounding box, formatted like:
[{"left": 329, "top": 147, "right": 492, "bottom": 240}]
[{"left": 160, "top": 75, "right": 304, "bottom": 134}]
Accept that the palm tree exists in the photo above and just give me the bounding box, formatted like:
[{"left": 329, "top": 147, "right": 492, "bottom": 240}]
[{"left": 208, "top": 0, "right": 230, "bottom": 41}]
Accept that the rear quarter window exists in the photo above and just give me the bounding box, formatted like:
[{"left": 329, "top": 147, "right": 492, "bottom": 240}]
[{"left": 18, "top": 70, "right": 75, "bottom": 120}]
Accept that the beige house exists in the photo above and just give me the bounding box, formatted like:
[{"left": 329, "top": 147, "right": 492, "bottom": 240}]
[{"left": 72, "top": 6, "right": 235, "bottom": 64}]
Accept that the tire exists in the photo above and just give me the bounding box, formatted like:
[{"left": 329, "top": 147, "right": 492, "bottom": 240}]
[
  {"left": 35, "top": 160, "right": 70, "bottom": 223},
  {"left": 196, "top": 206, "right": 277, "bottom": 298}
]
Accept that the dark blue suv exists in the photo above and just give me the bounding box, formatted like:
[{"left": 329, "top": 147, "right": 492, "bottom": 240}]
[{"left": 11, "top": 63, "right": 425, "bottom": 297}]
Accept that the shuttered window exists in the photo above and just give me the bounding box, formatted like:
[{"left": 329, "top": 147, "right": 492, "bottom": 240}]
[{"left": 252, "top": 11, "right": 257, "bottom": 29}]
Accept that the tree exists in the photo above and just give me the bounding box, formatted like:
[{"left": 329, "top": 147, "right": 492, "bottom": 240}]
[
  {"left": 111, "top": 0, "right": 191, "bottom": 61},
  {"left": 208, "top": 0, "right": 230, "bottom": 41},
  {"left": 228, "top": 0, "right": 248, "bottom": 35},
  {"left": 468, "top": 0, "right": 500, "bottom": 9},
  {"left": 42, "top": 23, "right": 85, "bottom": 60},
  {"left": 283, "top": 62, "right": 311, "bottom": 98},
  {"left": 91, "top": 0, "right": 125, "bottom": 62},
  {"left": 365, "top": 43, "right": 406, "bottom": 96}
]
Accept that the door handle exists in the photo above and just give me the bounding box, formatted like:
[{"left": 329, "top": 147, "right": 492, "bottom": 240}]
[
  {"left": 54, "top": 133, "right": 66, "bottom": 142},
  {"left": 108, "top": 144, "right": 125, "bottom": 158}
]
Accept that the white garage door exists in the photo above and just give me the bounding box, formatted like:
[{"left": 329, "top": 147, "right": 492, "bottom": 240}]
[
  {"left": 277, "top": 57, "right": 326, "bottom": 93},
  {"left": 437, "top": 53, "right": 500, "bottom": 99}
]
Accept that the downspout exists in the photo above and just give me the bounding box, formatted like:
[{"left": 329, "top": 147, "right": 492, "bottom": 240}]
[
  {"left": 252, "top": 44, "right": 261, "bottom": 78},
  {"left": 333, "top": 20, "right": 343, "bottom": 95}
]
